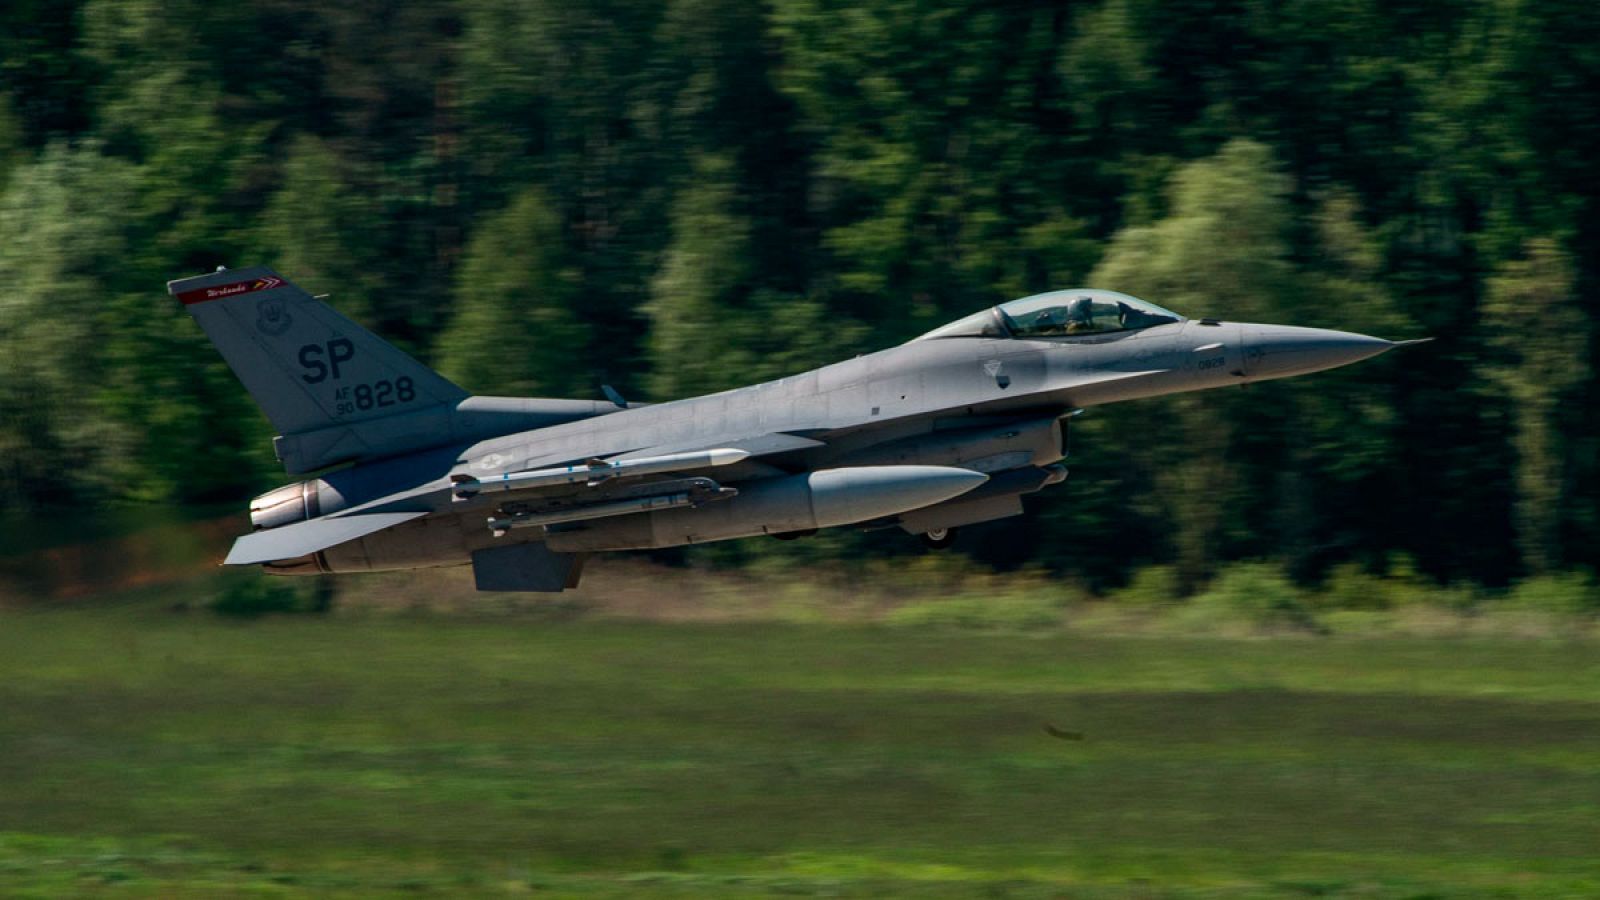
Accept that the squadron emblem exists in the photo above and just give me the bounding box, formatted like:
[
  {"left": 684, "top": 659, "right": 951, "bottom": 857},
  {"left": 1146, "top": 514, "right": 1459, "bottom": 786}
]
[{"left": 255, "top": 297, "right": 293, "bottom": 336}]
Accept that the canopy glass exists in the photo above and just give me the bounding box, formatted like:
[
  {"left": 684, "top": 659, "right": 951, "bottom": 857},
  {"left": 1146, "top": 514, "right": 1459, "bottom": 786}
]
[{"left": 915, "top": 289, "right": 1183, "bottom": 340}]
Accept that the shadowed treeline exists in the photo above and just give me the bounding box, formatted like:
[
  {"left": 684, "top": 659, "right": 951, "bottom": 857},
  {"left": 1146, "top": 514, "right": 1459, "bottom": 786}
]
[{"left": 2, "top": 0, "right": 1599, "bottom": 597}]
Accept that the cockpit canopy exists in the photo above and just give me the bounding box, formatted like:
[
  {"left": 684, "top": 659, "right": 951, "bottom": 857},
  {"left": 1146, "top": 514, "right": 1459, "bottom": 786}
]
[{"left": 916, "top": 289, "right": 1183, "bottom": 341}]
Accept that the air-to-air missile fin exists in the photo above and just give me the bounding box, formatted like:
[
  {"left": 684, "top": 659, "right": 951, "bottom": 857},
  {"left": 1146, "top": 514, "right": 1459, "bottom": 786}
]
[{"left": 224, "top": 511, "right": 428, "bottom": 565}]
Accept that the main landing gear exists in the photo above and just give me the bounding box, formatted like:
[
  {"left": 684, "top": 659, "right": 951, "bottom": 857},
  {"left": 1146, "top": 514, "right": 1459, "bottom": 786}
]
[{"left": 920, "top": 527, "right": 958, "bottom": 550}]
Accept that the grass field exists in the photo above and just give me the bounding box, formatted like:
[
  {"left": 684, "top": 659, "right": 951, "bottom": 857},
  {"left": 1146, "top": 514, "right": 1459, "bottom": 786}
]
[{"left": 2, "top": 592, "right": 1598, "bottom": 898}]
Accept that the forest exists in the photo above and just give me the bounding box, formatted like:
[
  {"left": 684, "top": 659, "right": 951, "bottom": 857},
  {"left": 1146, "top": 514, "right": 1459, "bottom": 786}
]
[{"left": 2, "top": 0, "right": 1597, "bottom": 593}]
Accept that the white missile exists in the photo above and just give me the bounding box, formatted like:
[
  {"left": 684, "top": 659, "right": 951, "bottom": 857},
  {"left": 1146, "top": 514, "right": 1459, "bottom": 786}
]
[{"left": 452, "top": 447, "right": 751, "bottom": 499}]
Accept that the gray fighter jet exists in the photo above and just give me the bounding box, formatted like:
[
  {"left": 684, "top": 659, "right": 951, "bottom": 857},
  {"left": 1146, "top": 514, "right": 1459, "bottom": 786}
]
[{"left": 170, "top": 267, "right": 1419, "bottom": 591}]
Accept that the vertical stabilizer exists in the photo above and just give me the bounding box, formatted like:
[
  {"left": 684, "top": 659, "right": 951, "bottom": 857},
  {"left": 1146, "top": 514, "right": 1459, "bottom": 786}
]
[{"left": 169, "top": 266, "right": 468, "bottom": 464}]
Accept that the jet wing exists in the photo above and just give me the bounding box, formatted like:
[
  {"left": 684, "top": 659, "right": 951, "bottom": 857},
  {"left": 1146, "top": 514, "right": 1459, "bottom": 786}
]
[{"left": 224, "top": 511, "right": 427, "bottom": 565}]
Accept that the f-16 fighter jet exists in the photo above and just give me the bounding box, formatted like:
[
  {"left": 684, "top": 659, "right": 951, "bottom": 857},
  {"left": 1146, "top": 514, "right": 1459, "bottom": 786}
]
[{"left": 171, "top": 267, "right": 1420, "bottom": 591}]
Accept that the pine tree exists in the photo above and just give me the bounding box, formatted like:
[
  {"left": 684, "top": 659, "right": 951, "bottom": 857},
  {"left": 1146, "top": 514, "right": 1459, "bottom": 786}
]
[{"left": 437, "top": 189, "right": 590, "bottom": 397}]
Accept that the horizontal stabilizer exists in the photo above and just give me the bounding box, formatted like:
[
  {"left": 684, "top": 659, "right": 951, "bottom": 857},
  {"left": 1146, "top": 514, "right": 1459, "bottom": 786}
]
[{"left": 225, "top": 511, "right": 427, "bottom": 565}]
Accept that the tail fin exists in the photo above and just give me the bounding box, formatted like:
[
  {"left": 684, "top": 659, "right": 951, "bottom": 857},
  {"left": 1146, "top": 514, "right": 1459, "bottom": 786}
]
[{"left": 169, "top": 266, "right": 468, "bottom": 469}]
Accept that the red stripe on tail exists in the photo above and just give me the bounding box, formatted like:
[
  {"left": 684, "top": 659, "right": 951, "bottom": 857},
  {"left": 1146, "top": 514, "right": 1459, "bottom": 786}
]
[{"left": 176, "top": 275, "right": 284, "bottom": 305}]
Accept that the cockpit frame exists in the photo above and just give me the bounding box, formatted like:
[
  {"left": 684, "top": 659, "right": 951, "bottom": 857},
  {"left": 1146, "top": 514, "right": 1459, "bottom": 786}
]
[{"left": 914, "top": 289, "right": 1184, "bottom": 342}]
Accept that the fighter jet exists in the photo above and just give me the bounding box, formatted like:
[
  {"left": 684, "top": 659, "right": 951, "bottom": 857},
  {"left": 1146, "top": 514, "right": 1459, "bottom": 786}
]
[{"left": 170, "top": 267, "right": 1419, "bottom": 591}]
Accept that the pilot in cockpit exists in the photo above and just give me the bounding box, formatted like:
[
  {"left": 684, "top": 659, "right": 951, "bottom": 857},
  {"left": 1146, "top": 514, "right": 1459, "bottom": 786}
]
[{"left": 1063, "top": 295, "right": 1096, "bottom": 333}]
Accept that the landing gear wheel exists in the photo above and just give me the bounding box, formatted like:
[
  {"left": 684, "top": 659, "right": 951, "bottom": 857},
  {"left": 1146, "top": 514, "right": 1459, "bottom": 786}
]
[{"left": 921, "top": 527, "right": 958, "bottom": 550}]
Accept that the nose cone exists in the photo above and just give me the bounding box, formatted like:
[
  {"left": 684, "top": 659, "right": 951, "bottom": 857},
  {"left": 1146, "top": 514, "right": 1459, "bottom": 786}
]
[{"left": 1241, "top": 324, "right": 1396, "bottom": 380}]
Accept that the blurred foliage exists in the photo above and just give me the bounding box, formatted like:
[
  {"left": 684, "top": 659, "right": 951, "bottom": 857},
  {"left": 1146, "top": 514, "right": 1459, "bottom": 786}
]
[
  {"left": 647, "top": 156, "right": 866, "bottom": 397},
  {"left": 437, "top": 187, "right": 591, "bottom": 396},
  {"left": 1481, "top": 240, "right": 1587, "bottom": 575},
  {"left": 256, "top": 135, "right": 381, "bottom": 325},
  {"left": 0, "top": 98, "right": 21, "bottom": 187},
  {"left": 1104, "top": 564, "right": 1181, "bottom": 607},
  {"left": 1502, "top": 570, "right": 1598, "bottom": 617},
  {"left": 1180, "top": 561, "right": 1320, "bottom": 632},
  {"left": 882, "top": 592, "right": 1065, "bottom": 631},
  {"left": 0, "top": 145, "right": 153, "bottom": 505},
  {"left": 1, "top": 0, "right": 1599, "bottom": 591},
  {"left": 209, "top": 571, "right": 329, "bottom": 617}
]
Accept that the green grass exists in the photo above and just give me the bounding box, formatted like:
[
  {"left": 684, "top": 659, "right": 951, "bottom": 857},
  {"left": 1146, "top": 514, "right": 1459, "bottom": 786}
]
[{"left": 2, "top": 595, "right": 1598, "bottom": 897}]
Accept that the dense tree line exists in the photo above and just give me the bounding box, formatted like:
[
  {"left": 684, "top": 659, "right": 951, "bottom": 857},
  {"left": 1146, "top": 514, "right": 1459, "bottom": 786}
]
[{"left": 1, "top": 0, "right": 1596, "bottom": 590}]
